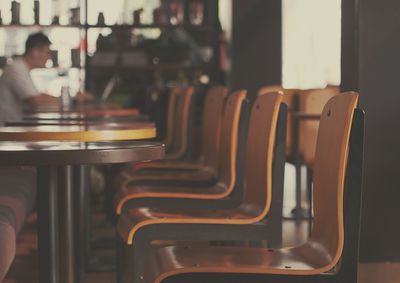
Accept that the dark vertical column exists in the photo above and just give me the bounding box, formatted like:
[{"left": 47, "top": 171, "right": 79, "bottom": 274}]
[
  {"left": 231, "top": 0, "right": 281, "bottom": 99},
  {"left": 37, "top": 166, "right": 59, "bottom": 283},
  {"left": 342, "top": 0, "right": 400, "bottom": 261},
  {"left": 74, "top": 165, "right": 89, "bottom": 283},
  {"left": 58, "top": 166, "right": 75, "bottom": 283},
  {"left": 341, "top": 0, "right": 359, "bottom": 93}
]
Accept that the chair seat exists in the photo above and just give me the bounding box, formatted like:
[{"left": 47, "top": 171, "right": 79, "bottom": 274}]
[
  {"left": 143, "top": 243, "right": 334, "bottom": 283},
  {"left": 127, "top": 160, "right": 207, "bottom": 172},
  {"left": 114, "top": 182, "right": 230, "bottom": 215},
  {"left": 117, "top": 206, "right": 260, "bottom": 244},
  {"left": 119, "top": 167, "right": 217, "bottom": 188}
]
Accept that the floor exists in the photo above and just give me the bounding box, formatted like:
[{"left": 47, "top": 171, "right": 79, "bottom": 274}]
[
  {"left": 4, "top": 164, "right": 400, "bottom": 283},
  {"left": 4, "top": 214, "right": 400, "bottom": 283}
]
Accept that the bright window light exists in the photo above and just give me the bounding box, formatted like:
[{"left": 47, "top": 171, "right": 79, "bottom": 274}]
[{"left": 282, "top": 0, "right": 341, "bottom": 89}]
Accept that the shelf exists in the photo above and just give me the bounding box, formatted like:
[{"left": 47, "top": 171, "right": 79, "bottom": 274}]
[
  {"left": 86, "top": 24, "right": 212, "bottom": 31},
  {"left": 89, "top": 64, "right": 206, "bottom": 71},
  {"left": 0, "top": 24, "right": 213, "bottom": 32},
  {"left": 0, "top": 24, "right": 82, "bottom": 28}
]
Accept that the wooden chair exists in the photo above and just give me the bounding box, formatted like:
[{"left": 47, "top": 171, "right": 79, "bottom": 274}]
[
  {"left": 162, "top": 87, "right": 181, "bottom": 153},
  {"left": 116, "top": 86, "right": 228, "bottom": 186},
  {"left": 258, "top": 85, "right": 340, "bottom": 219},
  {"left": 116, "top": 92, "right": 285, "bottom": 283},
  {"left": 141, "top": 92, "right": 364, "bottom": 283},
  {"left": 124, "top": 86, "right": 194, "bottom": 169},
  {"left": 290, "top": 87, "right": 340, "bottom": 218},
  {"left": 258, "top": 85, "right": 298, "bottom": 159},
  {"left": 162, "top": 86, "right": 195, "bottom": 160},
  {"left": 114, "top": 90, "right": 248, "bottom": 215},
  {"left": 297, "top": 87, "right": 340, "bottom": 167}
]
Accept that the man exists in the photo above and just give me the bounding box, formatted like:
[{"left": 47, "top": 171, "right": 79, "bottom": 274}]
[{"left": 0, "top": 32, "right": 59, "bottom": 123}]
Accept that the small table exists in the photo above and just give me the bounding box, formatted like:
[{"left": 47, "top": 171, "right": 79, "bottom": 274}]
[{"left": 0, "top": 123, "right": 162, "bottom": 283}]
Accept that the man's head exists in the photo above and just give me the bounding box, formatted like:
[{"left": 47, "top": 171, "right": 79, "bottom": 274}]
[{"left": 24, "top": 32, "right": 52, "bottom": 69}]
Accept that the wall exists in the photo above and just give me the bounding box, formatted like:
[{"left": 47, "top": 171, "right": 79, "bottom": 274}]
[
  {"left": 230, "top": 0, "right": 281, "bottom": 98},
  {"left": 342, "top": 0, "right": 400, "bottom": 262}
]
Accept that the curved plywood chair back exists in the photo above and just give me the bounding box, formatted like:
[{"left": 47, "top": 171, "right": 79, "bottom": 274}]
[
  {"left": 258, "top": 86, "right": 297, "bottom": 158},
  {"left": 298, "top": 87, "right": 340, "bottom": 167},
  {"left": 164, "top": 88, "right": 181, "bottom": 151},
  {"left": 239, "top": 92, "right": 282, "bottom": 215},
  {"left": 310, "top": 92, "right": 358, "bottom": 267},
  {"left": 217, "top": 90, "right": 247, "bottom": 187},
  {"left": 169, "top": 87, "right": 194, "bottom": 157},
  {"left": 201, "top": 86, "right": 229, "bottom": 172}
]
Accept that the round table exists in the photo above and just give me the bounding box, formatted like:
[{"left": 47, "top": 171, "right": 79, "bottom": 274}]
[
  {"left": 0, "top": 122, "right": 162, "bottom": 283},
  {"left": 6, "top": 120, "right": 152, "bottom": 127},
  {"left": 0, "top": 124, "right": 156, "bottom": 141},
  {"left": 26, "top": 107, "right": 139, "bottom": 116},
  {"left": 0, "top": 141, "right": 164, "bottom": 283},
  {"left": 23, "top": 110, "right": 149, "bottom": 123}
]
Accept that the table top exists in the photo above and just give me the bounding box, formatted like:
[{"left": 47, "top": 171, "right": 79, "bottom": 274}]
[
  {"left": 6, "top": 120, "right": 152, "bottom": 127},
  {"left": 0, "top": 141, "right": 164, "bottom": 166},
  {"left": 23, "top": 112, "right": 148, "bottom": 121},
  {"left": 26, "top": 107, "right": 139, "bottom": 117},
  {"left": 0, "top": 124, "right": 156, "bottom": 142}
]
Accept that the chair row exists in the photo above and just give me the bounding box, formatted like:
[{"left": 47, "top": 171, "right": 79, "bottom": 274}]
[
  {"left": 111, "top": 87, "right": 364, "bottom": 283},
  {"left": 110, "top": 85, "right": 339, "bottom": 225}
]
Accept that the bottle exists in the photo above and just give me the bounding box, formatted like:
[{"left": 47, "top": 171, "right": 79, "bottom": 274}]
[
  {"left": 61, "top": 85, "right": 71, "bottom": 110},
  {"left": 34, "top": 0, "right": 40, "bottom": 24},
  {"left": 189, "top": 0, "right": 204, "bottom": 25},
  {"left": 133, "top": 8, "right": 144, "bottom": 25},
  {"left": 11, "top": 1, "right": 20, "bottom": 25},
  {"left": 97, "top": 12, "right": 105, "bottom": 26}
]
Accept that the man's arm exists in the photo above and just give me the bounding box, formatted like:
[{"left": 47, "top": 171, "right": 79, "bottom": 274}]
[{"left": 25, "top": 93, "right": 60, "bottom": 108}]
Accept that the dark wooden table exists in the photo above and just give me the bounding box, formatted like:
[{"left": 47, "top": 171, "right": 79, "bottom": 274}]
[
  {"left": 0, "top": 141, "right": 164, "bottom": 283},
  {"left": 0, "top": 121, "right": 161, "bottom": 283}
]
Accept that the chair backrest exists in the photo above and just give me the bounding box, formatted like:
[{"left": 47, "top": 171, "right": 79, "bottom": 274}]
[
  {"left": 168, "top": 87, "right": 195, "bottom": 158},
  {"left": 238, "top": 92, "right": 282, "bottom": 216},
  {"left": 217, "top": 90, "right": 247, "bottom": 189},
  {"left": 164, "top": 88, "right": 181, "bottom": 151},
  {"left": 258, "top": 86, "right": 297, "bottom": 158},
  {"left": 298, "top": 87, "right": 340, "bottom": 167},
  {"left": 201, "top": 86, "right": 228, "bottom": 172},
  {"left": 309, "top": 92, "right": 359, "bottom": 269}
]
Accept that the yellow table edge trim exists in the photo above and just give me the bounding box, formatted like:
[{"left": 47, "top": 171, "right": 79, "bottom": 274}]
[{"left": 0, "top": 128, "right": 156, "bottom": 142}]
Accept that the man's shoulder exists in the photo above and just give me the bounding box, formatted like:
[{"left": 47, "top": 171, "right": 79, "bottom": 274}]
[{"left": 2, "top": 58, "right": 29, "bottom": 78}]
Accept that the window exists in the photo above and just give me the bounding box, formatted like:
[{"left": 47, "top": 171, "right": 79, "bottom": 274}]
[{"left": 282, "top": 0, "right": 341, "bottom": 89}]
